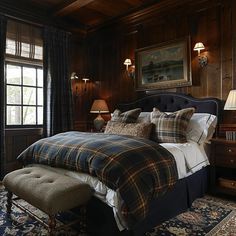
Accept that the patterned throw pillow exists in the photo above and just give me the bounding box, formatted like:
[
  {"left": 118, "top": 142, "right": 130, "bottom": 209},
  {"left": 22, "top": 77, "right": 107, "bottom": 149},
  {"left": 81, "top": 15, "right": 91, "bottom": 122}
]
[
  {"left": 104, "top": 121, "right": 153, "bottom": 139},
  {"left": 151, "top": 107, "right": 195, "bottom": 143},
  {"left": 111, "top": 108, "right": 141, "bottom": 123}
]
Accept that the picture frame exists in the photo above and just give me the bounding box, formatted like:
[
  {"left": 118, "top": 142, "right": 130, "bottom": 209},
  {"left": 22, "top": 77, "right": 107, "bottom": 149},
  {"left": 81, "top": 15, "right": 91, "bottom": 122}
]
[{"left": 135, "top": 37, "right": 192, "bottom": 91}]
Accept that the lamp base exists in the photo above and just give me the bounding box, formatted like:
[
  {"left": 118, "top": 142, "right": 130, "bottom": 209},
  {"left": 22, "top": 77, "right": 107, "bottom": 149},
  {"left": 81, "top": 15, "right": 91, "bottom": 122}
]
[{"left": 93, "top": 114, "right": 105, "bottom": 131}]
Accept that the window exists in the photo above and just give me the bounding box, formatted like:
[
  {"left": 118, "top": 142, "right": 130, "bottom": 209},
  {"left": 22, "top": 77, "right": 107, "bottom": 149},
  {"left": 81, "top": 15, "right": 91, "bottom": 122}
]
[
  {"left": 5, "top": 20, "right": 43, "bottom": 127},
  {"left": 6, "top": 63, "right": 43, "bottom": 126}
]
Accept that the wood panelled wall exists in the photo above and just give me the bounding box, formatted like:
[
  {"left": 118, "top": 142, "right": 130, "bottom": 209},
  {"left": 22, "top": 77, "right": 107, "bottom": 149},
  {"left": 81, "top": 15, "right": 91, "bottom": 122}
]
[
  {"left": 5, "top": 129, "right": 42, "bottom": 174},
  {"left": 72, "top": 0, "right": 236, "bottom": 129}
]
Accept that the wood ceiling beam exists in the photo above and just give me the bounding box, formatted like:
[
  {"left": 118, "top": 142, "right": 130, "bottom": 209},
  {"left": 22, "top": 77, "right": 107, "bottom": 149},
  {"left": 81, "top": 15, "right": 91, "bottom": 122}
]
[{"left": 54, "top": 0, "right": 95, "bottom": 16}]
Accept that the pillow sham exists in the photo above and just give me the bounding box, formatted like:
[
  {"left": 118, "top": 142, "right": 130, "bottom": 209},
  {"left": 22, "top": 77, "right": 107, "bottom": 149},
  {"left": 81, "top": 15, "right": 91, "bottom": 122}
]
[
  {"left": 104, "top": 121, "right": 153, "bottom": 139},
  {"left": 186, "top": 113, "right": 217, "bottom": 144},
  {"left": 111, "top": 108, "right": 141, "bottom": 123},
  {"left": 151, "top": 107, "right": 195, "bottom": 143},
  {"left": 137, "top": 112, "right": 151, "bottom": 123}
]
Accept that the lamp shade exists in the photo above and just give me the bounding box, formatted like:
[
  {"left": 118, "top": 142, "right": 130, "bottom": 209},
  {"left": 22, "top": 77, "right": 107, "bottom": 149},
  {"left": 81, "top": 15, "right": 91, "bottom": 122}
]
[
  {"left": 71, "top": 72, "right": 78, "bottom": 80},
  {"left": 224, "top": 90, "right": 236, "bottom": 110},
  {"left": 90, "top": 99, "right": 109, "bottom": 113},
  {"left": 123, "top": 58, "right": 132, "bottom": 66},
  {"left": 193, "top": 42, "right": 205, "bottom": 51}
]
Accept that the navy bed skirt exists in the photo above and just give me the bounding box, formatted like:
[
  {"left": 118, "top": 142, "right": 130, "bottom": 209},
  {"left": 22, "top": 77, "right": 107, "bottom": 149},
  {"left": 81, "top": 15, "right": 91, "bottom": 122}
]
[{"left": 86, "top": 167, "right": 209, "bottom": 236}]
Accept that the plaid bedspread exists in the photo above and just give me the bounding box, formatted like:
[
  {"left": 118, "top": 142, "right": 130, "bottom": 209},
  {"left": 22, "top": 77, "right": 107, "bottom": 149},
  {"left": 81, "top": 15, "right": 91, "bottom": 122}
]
[{"left": 17, "top": 131, "right": 178, "bottom": 228}]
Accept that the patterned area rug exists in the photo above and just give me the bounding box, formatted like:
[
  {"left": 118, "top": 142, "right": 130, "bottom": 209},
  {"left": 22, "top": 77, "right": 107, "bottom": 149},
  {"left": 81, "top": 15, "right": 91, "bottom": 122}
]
[
  {"left": 147, "top": 195, "right": 236, "bottom": 236},
  {"left": 0, "top": 184, "right": 236, "bottom": 236}
]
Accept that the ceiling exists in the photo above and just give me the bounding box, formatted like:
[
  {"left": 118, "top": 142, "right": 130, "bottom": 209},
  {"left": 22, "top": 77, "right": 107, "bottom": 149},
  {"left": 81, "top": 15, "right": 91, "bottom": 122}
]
[{"left": 21, "top": 0, "right": 158, "bottom": 32}]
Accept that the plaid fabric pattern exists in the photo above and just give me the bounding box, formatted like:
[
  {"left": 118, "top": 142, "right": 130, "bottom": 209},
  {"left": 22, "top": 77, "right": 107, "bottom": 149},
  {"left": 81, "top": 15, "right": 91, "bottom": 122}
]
[
  {"left": 151, "top": 107, "right": 195, "bottom": 143},
  {"left": 17, "top": 131, "right": 178, "bottom": 227},
  {"left": 111, "top": 108, "right": 141, "bottom": 123}
]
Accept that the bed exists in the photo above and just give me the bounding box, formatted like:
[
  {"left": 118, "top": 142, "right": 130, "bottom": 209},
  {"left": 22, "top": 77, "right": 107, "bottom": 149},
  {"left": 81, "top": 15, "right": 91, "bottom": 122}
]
[{"left": 17, "top": 92, "right": 222, "bottom": 236}]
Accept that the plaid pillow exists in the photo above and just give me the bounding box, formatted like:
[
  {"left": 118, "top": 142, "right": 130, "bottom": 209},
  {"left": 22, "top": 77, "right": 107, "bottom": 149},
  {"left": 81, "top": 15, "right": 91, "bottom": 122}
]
[
  {"left": 105, "top": 121, "right": 153, "bottom": 139},
  {"left": 151, "top": 107, "right": 195, "bottom": 143},
  {"left": 111, "top": 108, "right": 141, "bottom": 123}
]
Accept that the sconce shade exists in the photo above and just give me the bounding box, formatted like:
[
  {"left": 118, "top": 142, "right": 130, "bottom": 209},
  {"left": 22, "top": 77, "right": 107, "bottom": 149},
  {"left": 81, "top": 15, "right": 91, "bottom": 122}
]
[
  {"left": 71, "top": 72, "right": 78, "bottom": 80},
  {"left": 124, "top": 59, "right": 132, "bottom": 66},
  {"left": 82, "top": 78, "right": 89, "bottom": 83},
  {"left": 224, "top": 90, "right": 236, "bottom": 110},
  {"left": 193, "top": 42, "right": 205, "bottom": 52},
  {"left": 90, "top": 99, "right": 109, "bottom": 113}
]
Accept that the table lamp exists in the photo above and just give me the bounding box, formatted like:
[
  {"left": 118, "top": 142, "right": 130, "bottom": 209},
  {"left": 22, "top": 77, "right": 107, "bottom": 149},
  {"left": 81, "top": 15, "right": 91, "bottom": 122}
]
[
  {"left": 224, "top": 90, "right": 236, "bottom": 140},
  {"left": 90, "top": 99, "right": 109, "bottom": 131}
]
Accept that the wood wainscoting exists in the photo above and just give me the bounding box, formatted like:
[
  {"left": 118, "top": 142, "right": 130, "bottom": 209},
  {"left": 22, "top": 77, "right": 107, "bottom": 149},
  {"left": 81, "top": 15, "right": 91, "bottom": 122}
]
[{"left": 5, "top": 128, "right": 43, "bottom": 175}]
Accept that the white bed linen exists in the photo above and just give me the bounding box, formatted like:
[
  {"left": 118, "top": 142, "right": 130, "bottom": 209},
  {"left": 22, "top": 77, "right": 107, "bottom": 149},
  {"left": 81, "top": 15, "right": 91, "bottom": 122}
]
[
  {"left": 160, "top": 141, "right": 209, "bottom": 179},
  {"left": 29, "top": 141, "right": 209, "bottom": 231}
]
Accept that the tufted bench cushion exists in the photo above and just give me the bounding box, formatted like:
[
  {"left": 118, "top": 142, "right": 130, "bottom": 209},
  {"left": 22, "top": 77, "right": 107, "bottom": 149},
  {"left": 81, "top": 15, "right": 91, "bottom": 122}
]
[{"left": 3, "top": 167, "right": 93, "bottom": 215}]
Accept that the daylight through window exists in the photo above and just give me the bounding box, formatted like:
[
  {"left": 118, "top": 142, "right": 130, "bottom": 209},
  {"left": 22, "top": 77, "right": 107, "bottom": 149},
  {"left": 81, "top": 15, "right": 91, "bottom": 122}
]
[
  {"left": 5, "top": 20, "right": 43, "bottom": 127},
  {"left": 6, "top": 63, "right": 43, "bottom": 126}
]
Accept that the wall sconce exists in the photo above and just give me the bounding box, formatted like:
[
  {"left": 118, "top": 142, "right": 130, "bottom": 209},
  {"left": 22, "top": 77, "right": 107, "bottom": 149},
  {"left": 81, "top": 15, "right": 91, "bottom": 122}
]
[
  {"left": 123, "top": 58, "right": 135, "bottom": 79},
  {"left": 71, "top": 72, "right": 90, "bottom": 97},
  {"left": 82, "top": 77, "right": 90, "bottom": 92},
  {"left": 193, "top": 42, "right": 208, "bottom": 67}
]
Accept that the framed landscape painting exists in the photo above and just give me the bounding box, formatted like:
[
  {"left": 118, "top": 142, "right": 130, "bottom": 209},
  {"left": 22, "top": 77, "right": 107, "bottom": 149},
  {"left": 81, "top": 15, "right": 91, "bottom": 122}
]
[{"left": 135, "top": 37, "right": 192, "bottom": 90}]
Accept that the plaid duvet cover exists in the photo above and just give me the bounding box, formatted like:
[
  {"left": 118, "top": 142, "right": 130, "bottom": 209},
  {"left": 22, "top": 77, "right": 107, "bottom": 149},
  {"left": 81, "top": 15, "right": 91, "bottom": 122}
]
[{"left": 17, "top": 131, "right": 178, "bottom": 228}]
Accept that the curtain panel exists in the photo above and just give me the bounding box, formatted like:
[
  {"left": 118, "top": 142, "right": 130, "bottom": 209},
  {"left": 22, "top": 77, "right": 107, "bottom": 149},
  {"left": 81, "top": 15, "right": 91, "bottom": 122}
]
[
  {"left": 43, "top": 27, "right": 73, "bottom": 137},
  {"left": 0, "top": 15, "right": 7, "bottom": 179}
]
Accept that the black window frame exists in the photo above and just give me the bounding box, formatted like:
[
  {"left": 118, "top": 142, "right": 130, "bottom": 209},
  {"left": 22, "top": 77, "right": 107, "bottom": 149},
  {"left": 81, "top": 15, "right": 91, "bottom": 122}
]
[{"left": 5, "top": 61, "right": 43, "bottom": 128}]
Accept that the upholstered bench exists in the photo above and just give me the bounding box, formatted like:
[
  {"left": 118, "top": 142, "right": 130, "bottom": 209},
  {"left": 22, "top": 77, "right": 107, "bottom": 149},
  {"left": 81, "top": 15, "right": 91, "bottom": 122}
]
[{"left": 3, "top": 166, "right": 93, "bottom": 235}]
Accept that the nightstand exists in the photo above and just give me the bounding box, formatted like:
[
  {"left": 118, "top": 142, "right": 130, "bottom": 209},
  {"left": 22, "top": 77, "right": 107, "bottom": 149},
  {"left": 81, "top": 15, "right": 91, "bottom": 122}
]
[{"left": 209, "top": 138, "right": 236, "bottom": 196}]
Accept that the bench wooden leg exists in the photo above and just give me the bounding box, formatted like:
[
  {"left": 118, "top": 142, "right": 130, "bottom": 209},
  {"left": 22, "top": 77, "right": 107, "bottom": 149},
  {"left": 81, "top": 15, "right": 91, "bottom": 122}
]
[
  {"left": 6, "top": 190, "right": 13, "bottom": 215},
  {"left": 48, "top": 214, "right": 56, "bottom": 236}
]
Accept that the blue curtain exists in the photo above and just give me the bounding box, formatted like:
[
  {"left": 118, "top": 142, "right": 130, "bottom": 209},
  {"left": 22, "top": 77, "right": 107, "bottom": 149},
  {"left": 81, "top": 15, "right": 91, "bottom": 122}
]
[
  {"left": 0, "top": 15, "right": 7, "bottom": 179},
  {"left": 43, "top": 27, "right": 73, "bottom": 137}
]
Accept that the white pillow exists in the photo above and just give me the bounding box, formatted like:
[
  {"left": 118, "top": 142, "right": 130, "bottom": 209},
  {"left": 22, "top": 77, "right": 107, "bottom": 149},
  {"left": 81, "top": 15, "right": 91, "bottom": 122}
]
[{"left": 186, "top": 113, "right": 217, "bottom": 144}]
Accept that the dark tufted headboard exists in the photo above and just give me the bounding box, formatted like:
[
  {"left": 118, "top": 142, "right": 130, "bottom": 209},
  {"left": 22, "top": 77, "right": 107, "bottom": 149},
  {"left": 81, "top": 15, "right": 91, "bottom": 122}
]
[{"left": 118, "top": 92, "right": 222, "bottom": 122}]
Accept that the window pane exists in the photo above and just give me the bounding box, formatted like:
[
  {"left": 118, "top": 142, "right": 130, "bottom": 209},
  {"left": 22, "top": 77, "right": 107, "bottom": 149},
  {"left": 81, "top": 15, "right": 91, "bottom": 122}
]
[
  {"left": 23, "top": 106, "right": 36, "bottom": 125},
  {"left": 37, "top": 68, "right": 43, "bottom": 87},
  {"left": 7, "top": 85, "right": 21, "bottom": 104},
  {"left": 37, "top": 107, "right": 43, "bottom": 125},
  {"left": 23, "top": 67, "right": 36, "bottom": 86},
  {"left": 35, "top": 45, "right": 43, "bottom": 60},
  {"left": 6, "top": 63, "right": 43, "bottom": 127},
  {"left": 7, "top": 106, "right": 21, "bottom": 125},
  {"left": 23, "top": 87, "right": 36, "bottom": 105},
  {"left": 6, "top": 39, "right": 16, "bottom": 55},
  {"left": 21, "top": 42, "right": 30, "bottom": 58},
  {"left": 37, "top": 88, "right": 43, "bottom": 105},
  {"left": 6, "top": 64, "right": 21, "bottom": 84}
]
